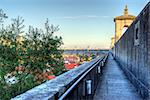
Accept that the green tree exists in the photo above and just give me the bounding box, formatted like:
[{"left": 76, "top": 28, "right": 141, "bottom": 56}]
[{"left": 0, "top": 12, "right": 64, "bottom": 99}]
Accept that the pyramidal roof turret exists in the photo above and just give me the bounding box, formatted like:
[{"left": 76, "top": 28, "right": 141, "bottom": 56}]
[{"left": 114, "top": 5, "right": 136, "bottom": 22}]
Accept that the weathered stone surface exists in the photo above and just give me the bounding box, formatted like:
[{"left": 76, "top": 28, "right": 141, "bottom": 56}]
[
  {"left": 11, "top": 57, "right": 102, "bottom": 100},
  {"left": 112, "top": 2, "right": 150, "bottom": 99},
  {"left": 94, "top": 54, "right": 142, "bottom": 100}
]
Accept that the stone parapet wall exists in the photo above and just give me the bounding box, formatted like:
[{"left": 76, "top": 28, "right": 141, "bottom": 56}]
[
  {"left": 11, "top": 56, "right": 105, "bottom": 100},
  {"left": 112, "top": 2, "right": 150, "bottom": 99}
]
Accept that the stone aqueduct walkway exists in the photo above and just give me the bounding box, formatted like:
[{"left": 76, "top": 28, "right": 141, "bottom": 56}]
[{"left": 94, "top": 54, "right": 142, "bottom": 100}]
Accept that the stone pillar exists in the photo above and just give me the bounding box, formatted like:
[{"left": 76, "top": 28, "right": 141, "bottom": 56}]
[{"left": 115, "top": 20, "right": 122, "bottom": 42}]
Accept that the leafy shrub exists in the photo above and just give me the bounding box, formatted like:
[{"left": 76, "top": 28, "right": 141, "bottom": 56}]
[{"left": 0, "top": 11, "right": 65, "bottom": 99}]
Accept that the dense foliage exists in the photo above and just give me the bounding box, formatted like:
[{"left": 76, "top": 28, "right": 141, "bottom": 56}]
[{"left": 0, "top": 10, "right": 65, "bottom": 99}]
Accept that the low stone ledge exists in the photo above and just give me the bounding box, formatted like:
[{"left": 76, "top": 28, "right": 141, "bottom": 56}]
[{"left": 12, "top": 57, "right": 102, "bottom": 100}]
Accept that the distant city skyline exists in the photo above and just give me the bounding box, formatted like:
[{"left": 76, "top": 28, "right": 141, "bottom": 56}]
[{"left": 0, "top": 0, "right": 149, "bottom": 49}]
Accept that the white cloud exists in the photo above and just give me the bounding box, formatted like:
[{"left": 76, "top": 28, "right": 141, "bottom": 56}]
[{"left": 52, "top": 15, "right": 111, "bottom": 20}]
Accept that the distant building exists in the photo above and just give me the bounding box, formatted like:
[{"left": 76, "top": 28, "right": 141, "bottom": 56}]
[
  {"left": 110, "top": 37, "right": 115, "bottom": 48},
  {"left": 0, "top": 35, "right": 24, "bottom": 46},
  {"left": 111, "top": 5, "right": 136, "bottom": 48},
  {"left": 63, "top": 54, "right": 80, "bottom": 70},
  {"left": 16, "top": 35, "right": 24, "bottom": 44}
]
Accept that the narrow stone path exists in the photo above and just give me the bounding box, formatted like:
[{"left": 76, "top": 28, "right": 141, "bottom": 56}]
[{"left": 94, "top": 53, "right": 142, "bottom": 100}]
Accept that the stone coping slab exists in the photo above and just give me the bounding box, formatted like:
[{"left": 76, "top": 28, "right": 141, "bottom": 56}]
[{"left": 12, "top": 57, "right": 103, "bottom": 100}]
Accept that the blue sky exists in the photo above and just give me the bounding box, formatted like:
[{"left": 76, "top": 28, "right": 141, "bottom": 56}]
[{"left": 0, "top": 0, "right": 149, "bottom": 49}]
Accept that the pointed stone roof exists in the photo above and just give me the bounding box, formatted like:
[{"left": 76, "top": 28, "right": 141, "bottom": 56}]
[{"left": 114, "top": 5, "right": 136, "bottom": 22}]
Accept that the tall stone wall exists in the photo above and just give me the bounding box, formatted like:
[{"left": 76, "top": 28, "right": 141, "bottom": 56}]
[{"left": 112, "top": 2, "right": 150, "bottom": 99}]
